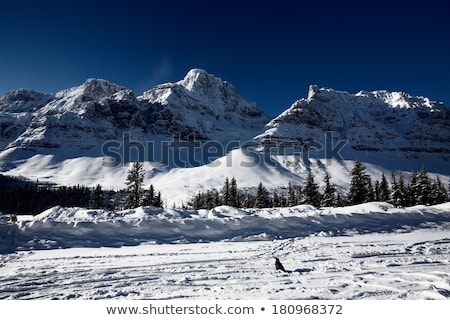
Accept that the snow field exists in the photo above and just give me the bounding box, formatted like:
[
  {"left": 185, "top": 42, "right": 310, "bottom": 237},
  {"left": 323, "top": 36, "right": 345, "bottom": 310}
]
[
  {"left": 1, "top": 202, "right": 450, "bottom": 300},
  {"left": 1, "top": 228, "right": 449, "bottom": 300}
]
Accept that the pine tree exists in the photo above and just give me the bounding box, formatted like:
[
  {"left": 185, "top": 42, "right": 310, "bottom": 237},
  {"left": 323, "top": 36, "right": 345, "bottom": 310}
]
[
  {"left": 321, "top": 173, "right": 336, "bottom": 207},
  {"left": 431, "top": 175, "right": 448, "bottom": 205},
  {"left": 416, "top": 166, "right": 431, "bottom": 205},
  {"left": 366, "top": 178, "right": 375, "bottom": 202},
  {"left": 408, "top": 171, "right": 418, "bottom": 206},
  {"left": 255, "top": 182, "right": 270, "bottom": 208},
  {"left": 302, "top": 171, "right": 320, "bottom": 207},
  {"left": 89, "top": 184, "right": 104, "bottom": 209},
  {"left": 448, "top": 178, "right": 450, "bottom": 202},
  {"left": 212, "top": 190, "right": 221, "bottom": 207},
  {"left": 335, "top": 192, "right": 346, "bottom": 207},
  {"left": 142, "top": 184, "right": 163, "bottom": 207},
  {"left": 222, "top": 177, "right": 231, "bottom": 206},
  {"left": 155, "top": 191, "right": 163, "bottom": 208},
  {"left": 287, "top": 182, "right": 297, "bottom": 206},
  {"left": 374, "top": 180, "right": 381, "bottom": 201},
  {"left": 125, "top": 162, "right": 145, "bottom": 209},
  {"left": 241, "top": 193, "right": 255, "bottom": 208},
  {"left": 192, "top": 191, "right": 203, "bottom": 209},
  {"left": 229, "top": 177, "right": 239, "bottom": 207},
  {"left": 203, "top": 190, "right": 214, "bottom": 209},
  {"left": 347, "top": 160, "right": 371, "bottom": 205},
  {"left": 390, "top": 173, "right": 401, "bottom": 206},
  {"left": 142, "top": 184, "right": 155, "bottom": 206},
  {"left": 272, "top": 191, "right": 281, "bottom": 207},
  {"left": 379, "top": 173, "right": 390, "bottom": 202}
]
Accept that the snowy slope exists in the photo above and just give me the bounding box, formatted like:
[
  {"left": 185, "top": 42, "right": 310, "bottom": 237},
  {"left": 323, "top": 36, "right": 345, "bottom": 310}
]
[{"left": 1, "top": 203, "right": 450, "bottom": 299}]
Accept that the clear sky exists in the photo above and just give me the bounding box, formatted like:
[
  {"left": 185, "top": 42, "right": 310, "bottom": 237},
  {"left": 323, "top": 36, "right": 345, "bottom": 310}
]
[{"left": 1, "top": 0, "right": 449, "bottom": 116}]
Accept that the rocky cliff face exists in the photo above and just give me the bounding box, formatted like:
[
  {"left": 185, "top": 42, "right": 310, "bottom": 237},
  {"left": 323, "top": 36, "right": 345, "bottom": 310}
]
[
  {"left": 0, "top": 79, "right": 146, "bottom": 150},
  {"left": 256, "top": 85, "right": 450, "bottom": 160},
  {"left": 139, "top": 68, "right": 269, "bottom": 141},
  {"left": 0, "top": 69, "right": 269, "bottom": 152}
]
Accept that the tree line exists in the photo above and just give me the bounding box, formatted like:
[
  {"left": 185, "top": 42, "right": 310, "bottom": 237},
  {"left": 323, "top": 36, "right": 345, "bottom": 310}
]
[
  {"left": 0, "top": 162, "right": 163, "bottom": 215},
  {"left": 0, "top": 175, "right": 93, "bottom": 215},
  {"left": 189, "top": 160, "right": 450, "bottom": 209}
]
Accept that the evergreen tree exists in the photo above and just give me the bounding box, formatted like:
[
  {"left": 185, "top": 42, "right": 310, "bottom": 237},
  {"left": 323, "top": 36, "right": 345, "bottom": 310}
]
[
  {"left": 272, "top": 191, "right": 281, "bottom": 207},
  {"left": 287, "top": 182, "right": 297, "bottom": 206},
  {"left": 347, "top": 160, "right": 371, "bottom": 205},
  {"left": 390, "top": 173, "right": 400, "bottom": 206},
  {"left": 431, "top": 175, "right": 448, "bottom": 205},
  {"left": 125, "top": 162, "right": 145, "bottom": 209},
  {"left": 222, "top": 177, "right": 231, "bottom": 206},
  {"left": 366, "top": 178, "right": 375, "bottom": 202},
  {"left": 255, "top": 182, "right": 270, "bottom": 208},
  {"left": 321, "top": 173, "right": 336, "bottom": 207},
  {"left": 241, "top": 193, "right": 255, "bottom": 208},
  {"left": 390, "top": 172, "right": 408, "bottom": 207},
  {"left": 379, "top": 173, "right": 390, "bottom": 202},
  {"left": 416, "top": 166, "right": 431, "bottom": 205},
  {"left": 142, "top": 184, "right": 163, "bottom": 207},
  {"left": 229, "top": 177, "right": 239, "bottom": 207},
  {"left": 335, "top": 192, "right": 346, "bottom": 207},
  {"left": 89, "top": 184, "right": 104, "bottom": 209},
  {"left": 447, "top": 178, "right": 450, "bottom": 201},
  {"left": 398, "top": 172, "right": 408, "bottom": 206},
  {"left": 192, "top": 191, "right": 203, "bottom": 209},
  {"left": 408, "top": 171, "right": 418, "bottom": 206},
  {"left": 302, "top": 171, "right": 320, "bottom": 207},
  {"left": 155, "top": 191, "right": 163, "bottom": 208},
  {"left": 203, "top": 190, "right": 214, "bottom": 209},
  {"left": 374, "top": 180, "right": 381, "bottom": 201},
  {"left": 142, "top": 184, "right": 155, "bottom": 206},
  {"left": 212, "top": 190, "right": 221, "bottom": 207}
]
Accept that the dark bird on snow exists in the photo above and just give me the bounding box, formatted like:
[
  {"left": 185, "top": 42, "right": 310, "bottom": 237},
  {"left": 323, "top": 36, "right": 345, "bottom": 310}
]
[{"left": 275, "top": 257, "right": 287, "bottom": 272}]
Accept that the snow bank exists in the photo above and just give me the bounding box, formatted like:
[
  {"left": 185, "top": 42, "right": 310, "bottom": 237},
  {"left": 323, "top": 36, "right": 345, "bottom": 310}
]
[{"left": 1, "top": 202, "right": 450, "bottom": 252}]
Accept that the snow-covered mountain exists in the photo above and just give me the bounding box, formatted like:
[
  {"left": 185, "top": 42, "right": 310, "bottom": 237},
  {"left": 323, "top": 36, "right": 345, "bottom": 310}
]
[
  {"left": 0, "top": 69, "right": 268, "bottom": 153},
  {"left": 253, "top": 85, "right": 450, "bottom": 180},
  {"left": 0, "top": 79, "right": 144, "bottom": 151},
  {"left": 0, "top": 71, "right": 449, "bottom": 206},
  {"left": 140, "top": 68, "right": 269, "bottom": 141},
  {"left": 257, "top": 85, "right": 449, "bottom": 160}
]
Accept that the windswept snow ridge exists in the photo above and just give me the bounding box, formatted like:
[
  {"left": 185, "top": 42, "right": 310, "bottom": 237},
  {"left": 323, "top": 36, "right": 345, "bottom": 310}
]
[{"left": 1, "top": 202, "right": 450, "bottom": 252}]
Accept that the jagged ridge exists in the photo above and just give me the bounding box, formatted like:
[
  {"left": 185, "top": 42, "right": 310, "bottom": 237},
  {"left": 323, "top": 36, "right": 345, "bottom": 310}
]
[
  {"left": 257, "top": 85, "right": 450, "bottom": 160},
  {"left": 0, "top": 70, "right": 269, "bottom": 150}
]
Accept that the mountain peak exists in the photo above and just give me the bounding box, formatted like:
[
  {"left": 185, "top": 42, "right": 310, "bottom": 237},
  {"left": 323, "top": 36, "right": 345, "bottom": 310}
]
[
  {"left": 55, "top": 78, "right": 126, "bottom": 101},
  {"left": 138, "top": 68, "right": 269, "bottom": 141},
  {"left": 260, "top": 85, "right": 450, "bottom": 163},
  {"left": 179, "top": 68, "right": 223, "bottom": 92},
  {"left": 307, "top": 84, "right": 320, "bottom": 100},
  {"left": 0, "top": 89, "right": 54, "bottom": 113}
]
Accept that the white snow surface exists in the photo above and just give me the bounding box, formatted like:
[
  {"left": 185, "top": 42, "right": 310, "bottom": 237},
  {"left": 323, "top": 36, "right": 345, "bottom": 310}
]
[{"left": 1, "top": 203, "right": 450, "bottom": 299}]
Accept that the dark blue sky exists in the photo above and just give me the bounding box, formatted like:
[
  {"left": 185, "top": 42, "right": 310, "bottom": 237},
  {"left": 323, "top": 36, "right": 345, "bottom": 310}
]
[{"left": 1, "top": 0, "right": 449, "bottom": 116}]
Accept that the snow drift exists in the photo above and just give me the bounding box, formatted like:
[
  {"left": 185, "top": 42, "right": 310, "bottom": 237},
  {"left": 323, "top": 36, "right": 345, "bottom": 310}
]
[{"left": 2, "top": 202, "right": 450, "bottom": 253}]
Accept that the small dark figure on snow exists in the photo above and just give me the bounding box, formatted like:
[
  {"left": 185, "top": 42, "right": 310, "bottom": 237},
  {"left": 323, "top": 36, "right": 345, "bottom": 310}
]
[{"left": 275, "top": 257, "right": 287, "bottom": 272}]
